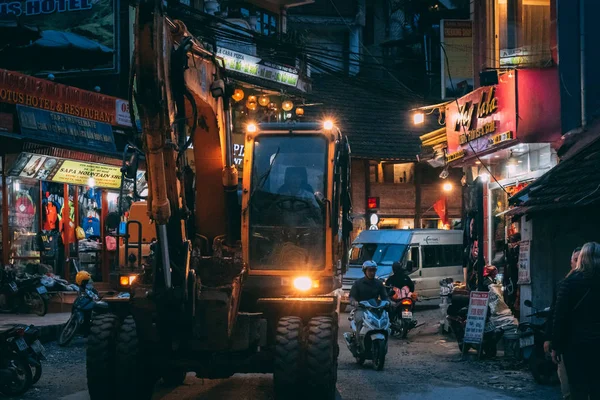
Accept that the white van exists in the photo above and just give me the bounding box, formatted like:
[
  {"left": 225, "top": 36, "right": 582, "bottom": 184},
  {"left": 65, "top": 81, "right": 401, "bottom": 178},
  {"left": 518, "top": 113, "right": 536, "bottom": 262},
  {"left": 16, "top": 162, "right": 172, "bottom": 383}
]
[{"left": 342, "top": 229, "right": 464, "bottom": 300}]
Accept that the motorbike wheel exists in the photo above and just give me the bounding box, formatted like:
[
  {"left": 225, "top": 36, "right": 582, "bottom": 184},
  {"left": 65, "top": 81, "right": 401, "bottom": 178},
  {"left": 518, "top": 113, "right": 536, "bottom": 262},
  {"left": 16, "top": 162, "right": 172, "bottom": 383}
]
[
  {"left": 372, "top": 339, "right": 386, "bottom": 371},
  {"left": 115, "top": 316, "right": 156, "bottom": 400},
  {"left": 306, "top": 316, "right": 337, "bottom": 400},
  {"left": 529, "top": 350, "right": 558, "bottom": 385},
  {"left": 30, "top": 361, "right": 42, "bottom": 385},
  {"left": 58, "top": 316, "right": 80, "bottom": 347},
  {"left": 274, "top": 316, "right": 303, "bottom": 398},
  {"left": 401, "top": 319, "right": 410, "bottom": 339},
  {"left": 0, "top": 353, "right": 32, "bottom": 396},
  {"left": 23, "top": 292, "right": 47, "bottom": 317}
]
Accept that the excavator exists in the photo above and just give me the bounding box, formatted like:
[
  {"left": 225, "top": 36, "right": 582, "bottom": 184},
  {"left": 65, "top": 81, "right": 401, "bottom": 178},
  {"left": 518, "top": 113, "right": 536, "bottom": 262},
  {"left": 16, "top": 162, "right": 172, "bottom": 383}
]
[{"left": 85, "top": 1, "right": 352, "bottom": 399}]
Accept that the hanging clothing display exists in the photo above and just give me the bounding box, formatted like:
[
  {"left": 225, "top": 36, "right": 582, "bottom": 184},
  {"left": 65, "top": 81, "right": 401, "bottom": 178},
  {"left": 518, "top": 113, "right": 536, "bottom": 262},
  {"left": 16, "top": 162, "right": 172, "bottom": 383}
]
[{"left": 15, "top": 191, "right": 36, "bottom": 229}]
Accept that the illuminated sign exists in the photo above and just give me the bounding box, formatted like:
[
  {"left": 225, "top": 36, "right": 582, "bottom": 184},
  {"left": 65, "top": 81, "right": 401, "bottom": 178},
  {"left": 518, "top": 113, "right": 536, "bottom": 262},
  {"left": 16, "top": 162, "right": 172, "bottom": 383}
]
[
  {"left": 455, "top": 87, "right": 498, "bottom": 133},
  {"left": 489, "top": 131, "right": 514, "bottom": 146},
  {"left": 367, "top": 197, "right": 380, "bottom": 210},
  {"left": 217, "top": 48, "right": 299, "bottom": 87},
  {"left": 446, "top": 149, "right": 465, "bottom": 163}
]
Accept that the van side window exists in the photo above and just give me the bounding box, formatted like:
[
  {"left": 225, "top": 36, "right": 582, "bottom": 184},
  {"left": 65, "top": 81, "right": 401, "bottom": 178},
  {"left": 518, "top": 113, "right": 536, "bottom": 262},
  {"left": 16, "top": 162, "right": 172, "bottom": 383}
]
[
  {"left": 409, "top": 247, "right": 419, "bottom": 265},
  {"left": 422, "top": 245, "right": 463, "bottom": 268}
]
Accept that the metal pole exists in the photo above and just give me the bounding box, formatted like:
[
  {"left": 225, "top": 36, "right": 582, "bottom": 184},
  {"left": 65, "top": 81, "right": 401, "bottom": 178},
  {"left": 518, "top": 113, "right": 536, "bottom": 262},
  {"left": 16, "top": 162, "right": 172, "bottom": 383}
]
[{"left": 476, "top": 177, "right": 485, "bottom": 291}]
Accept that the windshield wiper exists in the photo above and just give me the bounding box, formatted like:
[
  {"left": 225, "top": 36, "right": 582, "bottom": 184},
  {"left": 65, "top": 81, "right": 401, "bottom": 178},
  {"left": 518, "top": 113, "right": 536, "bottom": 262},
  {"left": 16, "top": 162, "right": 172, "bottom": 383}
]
[{"left": 248, "top": 147, "right": 280, "bottom": 206}]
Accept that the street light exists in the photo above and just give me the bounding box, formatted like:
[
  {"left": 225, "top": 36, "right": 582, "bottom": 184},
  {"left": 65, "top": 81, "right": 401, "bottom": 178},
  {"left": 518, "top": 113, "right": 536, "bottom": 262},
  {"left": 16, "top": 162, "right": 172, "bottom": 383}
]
[
  {"left": 413, "top": 112, "right": 424, "bottom": 125},
  {"left": 443, "top": 182, "right": 453, "bottom": 192}
]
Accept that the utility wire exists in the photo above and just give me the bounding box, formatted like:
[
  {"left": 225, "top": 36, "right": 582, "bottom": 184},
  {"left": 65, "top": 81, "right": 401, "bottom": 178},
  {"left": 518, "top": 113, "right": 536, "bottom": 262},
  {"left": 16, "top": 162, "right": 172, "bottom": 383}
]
[{"left": 440, "top": 42, "right": 509, "bottom": 195}]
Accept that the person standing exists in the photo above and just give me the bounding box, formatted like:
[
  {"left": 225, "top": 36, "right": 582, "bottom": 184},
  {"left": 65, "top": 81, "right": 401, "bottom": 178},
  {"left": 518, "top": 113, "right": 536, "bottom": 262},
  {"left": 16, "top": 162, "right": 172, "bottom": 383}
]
[
  {"left": 552, "top": 242, "right": 600, "bottom": 400},
  {"left": 544, "top": 246, "right": 581, "bottom": 399}
]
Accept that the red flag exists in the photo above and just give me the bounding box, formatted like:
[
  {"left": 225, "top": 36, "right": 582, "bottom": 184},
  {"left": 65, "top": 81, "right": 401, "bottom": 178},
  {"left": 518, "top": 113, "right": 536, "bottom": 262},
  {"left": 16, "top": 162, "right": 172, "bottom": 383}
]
[{"left": 433, "top": 196, "right": 448, "bottom": 226}]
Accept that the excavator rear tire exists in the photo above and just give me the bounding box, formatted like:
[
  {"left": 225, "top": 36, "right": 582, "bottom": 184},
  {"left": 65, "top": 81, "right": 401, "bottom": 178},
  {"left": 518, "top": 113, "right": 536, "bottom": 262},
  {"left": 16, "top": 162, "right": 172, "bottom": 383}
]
[
  {"left": 115, "top": 316, "right": 156, "bottom": 400},
  {"left": 306, "top": 316, "right": 337, "bottom": 400},
  {"left": 86, "top": 313, "right": 119, "bottom": 400},
  {"left": 274, "top": 316, "right": 303, "bottom": 399}
]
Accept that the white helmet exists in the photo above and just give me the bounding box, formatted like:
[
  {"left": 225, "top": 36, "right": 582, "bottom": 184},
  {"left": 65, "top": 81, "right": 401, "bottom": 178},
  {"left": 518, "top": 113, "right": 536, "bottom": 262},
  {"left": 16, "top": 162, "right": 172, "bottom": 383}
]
[{"left": 362, "top": 260, "right": 378, "bottom": 274}]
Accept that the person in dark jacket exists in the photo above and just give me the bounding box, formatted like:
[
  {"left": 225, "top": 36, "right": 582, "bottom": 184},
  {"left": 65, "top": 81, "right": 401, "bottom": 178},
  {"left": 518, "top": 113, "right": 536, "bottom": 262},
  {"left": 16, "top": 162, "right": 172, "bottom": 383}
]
[
  {"left": 552, "top": 242, "right": 600, "bottom": 400},
  {"left": 544, "top": 246, "right": 581, "bottom": 399},
  {"left": 350, "top": 260, "right": 389, "bottom": 343},
  {"left": 385, "top": 262, "right": 415, "bottom": 292}
]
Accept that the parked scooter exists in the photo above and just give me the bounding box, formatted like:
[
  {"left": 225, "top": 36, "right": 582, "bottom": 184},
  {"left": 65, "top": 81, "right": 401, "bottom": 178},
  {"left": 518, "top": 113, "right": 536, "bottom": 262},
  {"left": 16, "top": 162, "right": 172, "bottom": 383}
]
[
  {"left": 0, "top": 324, "right": 44, "bottom": 396},
  {"left": 58, "top": 285, "right": 108, "bottom": 346},
  {"left": 0, "top": 268, "right": 49, "bottom": 316},
  {"left": 388, "top": 286, "right": 417, "bottom": 338},
  {"left": 519, "top": 300, "right": 557, "bottom": 385},
  {"left": 343, "top": 299, "right": 390, "bottom": 370}
]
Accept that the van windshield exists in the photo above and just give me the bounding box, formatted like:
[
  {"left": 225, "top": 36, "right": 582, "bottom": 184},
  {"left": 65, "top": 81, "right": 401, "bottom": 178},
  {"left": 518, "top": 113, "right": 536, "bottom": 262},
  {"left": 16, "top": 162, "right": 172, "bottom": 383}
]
[{"left": 349, "top": 243, "right": 407, "bottom": 267}]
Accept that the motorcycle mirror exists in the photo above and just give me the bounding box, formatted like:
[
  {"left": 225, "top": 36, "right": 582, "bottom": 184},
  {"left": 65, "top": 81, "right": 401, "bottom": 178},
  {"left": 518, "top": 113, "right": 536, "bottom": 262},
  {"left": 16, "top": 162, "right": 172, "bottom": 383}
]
[
  {"left": 123, "top": 151, "right": 139, "bottom": 179},
  {"left": 524, "top": 299, "right": 533, "bottom": 308}
]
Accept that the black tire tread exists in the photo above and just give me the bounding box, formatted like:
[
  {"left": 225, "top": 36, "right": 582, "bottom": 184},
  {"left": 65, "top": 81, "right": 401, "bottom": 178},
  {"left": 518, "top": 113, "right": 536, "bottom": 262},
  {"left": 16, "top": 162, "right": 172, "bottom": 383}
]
[
  {"left": 115, "top": 316, "right": 154, "bottom": 400},
  {"left": 306, "top": 316, "right": 337, "bottom": 399},
  {"left": 86, "top": 313, "right": 119, "bottom": 400},
  {"left": 274, "top": 316, "right": 302, "bottom": 393}
]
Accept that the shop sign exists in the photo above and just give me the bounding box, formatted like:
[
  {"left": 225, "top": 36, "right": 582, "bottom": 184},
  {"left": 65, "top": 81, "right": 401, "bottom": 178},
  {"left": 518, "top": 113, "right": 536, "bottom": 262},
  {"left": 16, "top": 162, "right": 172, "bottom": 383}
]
[
  {"left": 446, "top": 149, "right": 465, "bottom": 163},
  {"left": 8, "top": 152, "right": 123, "bottom": 189},
  {"left": 17, "top": 105, "right": 116, "bottom": 153},
  {"left": 440, "top": 20, "right": 473, "bottom": 99},
  {"left": 217, "top": 48, "right": 299, "bottom": 87},
  {"left": 446, "top": 78, "right": 516, "bottom": 161},
  {"left": 233, "top": 133, "right": 245, "bottom": 170},
  {"left": 517, "top": 240, "right": 531, "bottom": 284},
  {"left": 0, "top": 0, "right": 117, "bottom": 73},
  {"left": 463, "top": 291, "right": 490, "bottom": 345},
  {"left": 0, "top": 69, "right": 129, "bottom": 127}
]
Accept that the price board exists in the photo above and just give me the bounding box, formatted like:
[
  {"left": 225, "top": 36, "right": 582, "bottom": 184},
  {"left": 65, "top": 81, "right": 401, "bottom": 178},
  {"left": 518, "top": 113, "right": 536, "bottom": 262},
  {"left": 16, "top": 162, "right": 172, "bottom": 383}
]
[{"left": 463, "top": 291, "right": 489, "bottom": 344}]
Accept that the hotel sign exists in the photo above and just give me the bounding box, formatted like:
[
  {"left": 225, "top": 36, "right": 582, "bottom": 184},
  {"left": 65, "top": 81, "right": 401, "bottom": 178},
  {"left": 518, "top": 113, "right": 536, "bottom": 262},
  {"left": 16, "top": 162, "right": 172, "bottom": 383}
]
[{"left": 217, "top": 48, "right": 299, "bottom": 87}]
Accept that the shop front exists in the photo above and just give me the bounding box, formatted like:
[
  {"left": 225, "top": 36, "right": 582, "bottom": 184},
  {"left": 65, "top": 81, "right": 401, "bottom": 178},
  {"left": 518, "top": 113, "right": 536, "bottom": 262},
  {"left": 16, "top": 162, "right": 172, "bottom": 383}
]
[
  {"left": 0, "top": 69, "right": 142, "bottom": 283},
  {"left": 443, "top": 68, "right": 561, "bottom": 313}
]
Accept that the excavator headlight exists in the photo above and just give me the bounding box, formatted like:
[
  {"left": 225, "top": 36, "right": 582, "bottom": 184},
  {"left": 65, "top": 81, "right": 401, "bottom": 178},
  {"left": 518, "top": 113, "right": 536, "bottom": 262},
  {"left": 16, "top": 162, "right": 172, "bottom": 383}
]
[
  {"left": 246, "top": 123, "right": 257, "bottom": 133},
  {"left": 293, "top": 277, "right": 313, "bottom": 291},
  {"left": 323, "top": 120, "right": 334, "bottom": 130}
]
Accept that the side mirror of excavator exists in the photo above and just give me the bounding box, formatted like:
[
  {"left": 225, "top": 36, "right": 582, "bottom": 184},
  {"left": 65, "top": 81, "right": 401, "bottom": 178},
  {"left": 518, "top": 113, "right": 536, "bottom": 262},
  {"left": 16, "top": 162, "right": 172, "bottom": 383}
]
[
  {"left": 124, "top": 151, "right": 139, "bottom": 179},
  {"left": 210, "top": 79, "right": 225, "bottom": 98}
]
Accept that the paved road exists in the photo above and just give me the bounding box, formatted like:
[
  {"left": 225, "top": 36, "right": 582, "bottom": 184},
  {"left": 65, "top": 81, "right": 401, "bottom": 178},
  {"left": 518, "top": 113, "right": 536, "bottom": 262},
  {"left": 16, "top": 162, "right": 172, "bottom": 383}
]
[{"left": 21, "top": 301, "right": 562, "bottom": 400}]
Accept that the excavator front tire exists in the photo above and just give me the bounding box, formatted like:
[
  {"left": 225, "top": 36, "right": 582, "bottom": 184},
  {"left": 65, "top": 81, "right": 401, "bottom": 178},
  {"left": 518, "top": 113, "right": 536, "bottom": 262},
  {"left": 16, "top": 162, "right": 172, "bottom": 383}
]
[
  {"left": 306, "top": 316, "right": 338, "bottom": 400},
  {"left": 86, "top": 313, "right": 119, "bottom": 400},
  {"left": 274, "top": 316, "right": 303, "bottom": 399},
  {"left": 115, "top": 316, "right": 156, "bottom": 400}
]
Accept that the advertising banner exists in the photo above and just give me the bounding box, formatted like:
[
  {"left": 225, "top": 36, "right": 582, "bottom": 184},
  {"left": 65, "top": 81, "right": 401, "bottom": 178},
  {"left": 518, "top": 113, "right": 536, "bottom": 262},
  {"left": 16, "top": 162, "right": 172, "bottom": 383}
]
[
  {"left": 17, "top": 105, "right": 116, "bottom": 153},
  {"left": 463, "top": 291, "right": 490, "bottom": 345},
  {"left": 0, "top": 0, "right": 117, "bottom": 73},
  {"left": 9, "top": 152, "right": 123, "bottom": 189},
  {"left": 517, "top": 240, "right": 531, "bottom": 284},
  {"left": 445, "top": 78, "right": 517, "bottom": 162},
  {"left": 0, "top": 69, "right": 130, "bottom": 127},
  {"left": 440, "top": 20, "right": 473, "bottom": 99},
  {"left": 217, "top": 48, "right": 299, "bottom": 87}
]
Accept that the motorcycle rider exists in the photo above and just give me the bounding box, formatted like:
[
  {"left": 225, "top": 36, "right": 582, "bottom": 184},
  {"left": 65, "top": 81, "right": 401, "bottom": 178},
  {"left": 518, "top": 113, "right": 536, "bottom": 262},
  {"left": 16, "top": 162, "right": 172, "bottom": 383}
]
[
  {"left": 385, "top": 261, "right": 415, "bottom": 293},
  {"left": 349, "top": 260, "right": 389, "bottom": 341}
]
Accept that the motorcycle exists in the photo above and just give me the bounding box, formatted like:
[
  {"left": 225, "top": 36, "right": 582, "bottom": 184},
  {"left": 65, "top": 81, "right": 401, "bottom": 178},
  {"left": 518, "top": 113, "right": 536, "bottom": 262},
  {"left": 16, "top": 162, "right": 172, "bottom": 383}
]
[
  {"left": 519, "top": 300, "right": 557, "bottom": 385},
  {"left": 0, "top": 324, "right": 44, "bottom": 396},
  {"left": 343, "top": 299, "right": 390, "bottom": 371},
  {"left": 58, "top": 286, "right": 107, "bottom": 346},
  {"left": 0, "top": 268, "right": 49, "bottom": 316},
  {"left": 388, "top": 286, "right": 417, "bottom": 338}
]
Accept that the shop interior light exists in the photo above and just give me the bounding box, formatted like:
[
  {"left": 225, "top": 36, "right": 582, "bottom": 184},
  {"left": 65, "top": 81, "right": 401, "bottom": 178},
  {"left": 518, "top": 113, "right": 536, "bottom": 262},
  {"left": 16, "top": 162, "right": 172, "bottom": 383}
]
[
  {"left": 295, "top": 107, "right": 305, "bottom": 116},
  {"left": 413, "top": 112, "right": 425, "bottom": 125},
  {"left": 232, "top": 89, "right": 245, "bottom": 102},
  {"left": 258, "top": 95, "right": 270, "bottom": 107},
  {"left": 507, "top": 151, "right": 518, "bottom": 171},
  {"left": 443, "top": 182, "right": 453, "bottom": 192},
  {"left": 479, "top": 172, "right": 490, "bottom": 182},
  {"left": 246, "top": 95, "right": 258, "bottom": 111},
  {"left": 282, "top": 100, "right": 294, "bottom": 112}
]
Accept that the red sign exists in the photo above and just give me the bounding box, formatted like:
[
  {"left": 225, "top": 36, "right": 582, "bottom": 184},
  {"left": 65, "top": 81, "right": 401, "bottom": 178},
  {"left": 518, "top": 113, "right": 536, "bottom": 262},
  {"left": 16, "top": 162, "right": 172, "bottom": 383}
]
[
  {"left": 0, "top": 69, "right": 127, "bottom": 126},
  {"left": 446, "top": 77, "right": 516, "bottom": 161},
  {"left": 367, "top": 197, "right": 380, "bottom": 210}
]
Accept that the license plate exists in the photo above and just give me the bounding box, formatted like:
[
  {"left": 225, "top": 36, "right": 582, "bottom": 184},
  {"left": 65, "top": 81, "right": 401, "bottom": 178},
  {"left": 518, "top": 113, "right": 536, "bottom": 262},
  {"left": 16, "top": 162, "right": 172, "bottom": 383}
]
[
  {"left": 15, "top": 338, "right": 28, "bottom": 352},
  {"left": 36, "top": 286, "right": 48, "bottom": 294},
  {"left": 30, "top": 340, "right": 45, "bottom": 355},
  {"left": 520, "top": 335, "right": 535, "bottom": 348},
  {"left": 401, "top": 311, "right": 413, "bottom": 319}
]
